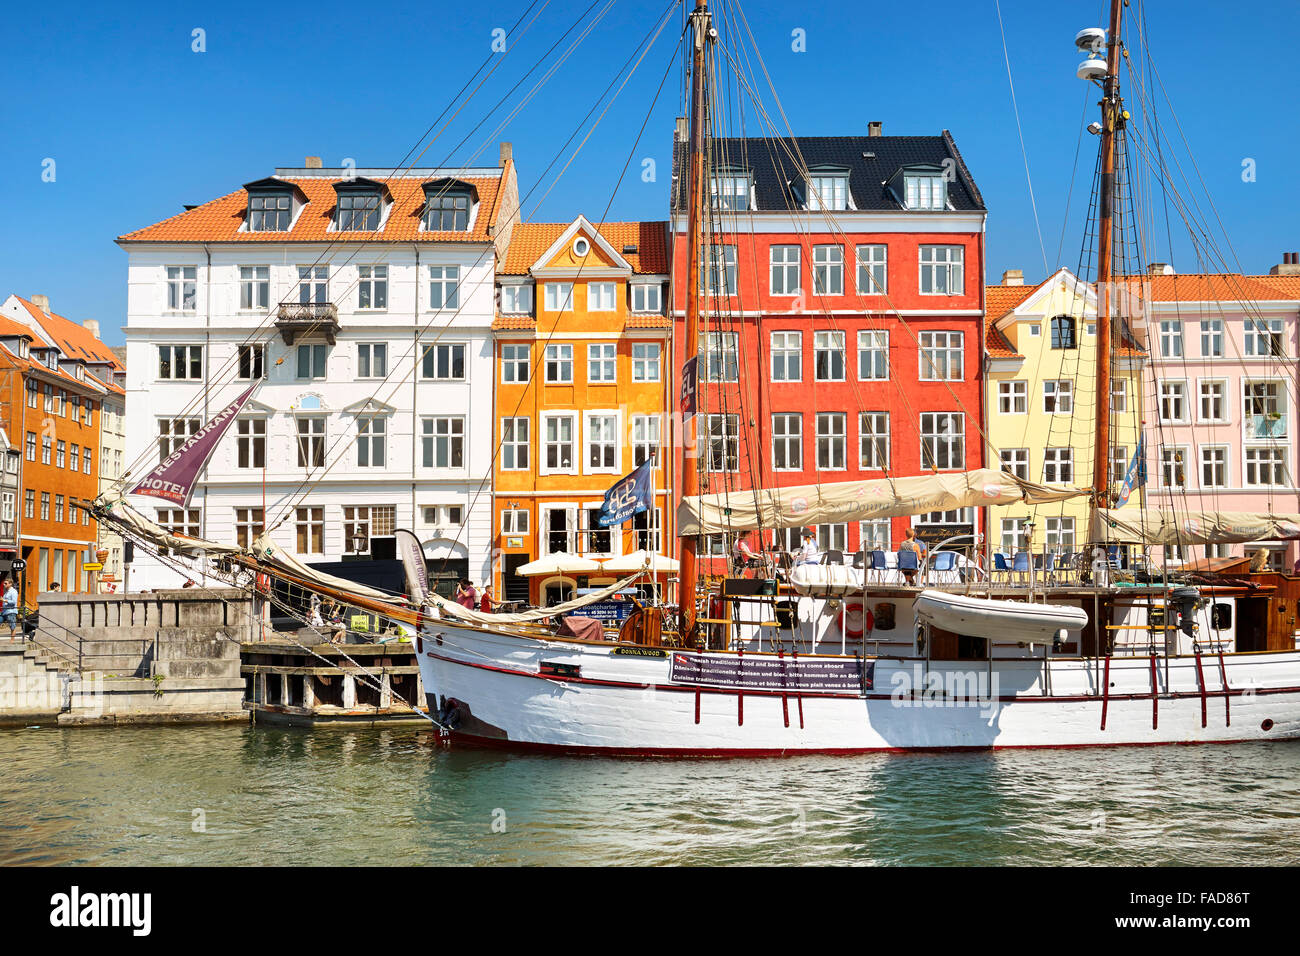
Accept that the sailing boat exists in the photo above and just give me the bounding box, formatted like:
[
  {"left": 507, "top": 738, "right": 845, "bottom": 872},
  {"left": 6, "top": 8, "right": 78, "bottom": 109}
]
[{"left": 97, "top": 0, "right": 1300, "bottom": 752}]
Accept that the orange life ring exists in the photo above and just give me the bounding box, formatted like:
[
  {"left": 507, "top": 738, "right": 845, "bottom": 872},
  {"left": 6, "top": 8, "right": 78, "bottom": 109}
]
[{"left": 839, "top": 601, "right": 872, "bottom": 639}]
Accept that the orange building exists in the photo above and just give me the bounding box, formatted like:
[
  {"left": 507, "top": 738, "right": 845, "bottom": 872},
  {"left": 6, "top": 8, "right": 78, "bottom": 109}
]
[
  {"left": 492, "top": 218, "right": 671, "bottom": 605},
  {"left": 0, "top": 296, "right": 116, "bottom": 602}
]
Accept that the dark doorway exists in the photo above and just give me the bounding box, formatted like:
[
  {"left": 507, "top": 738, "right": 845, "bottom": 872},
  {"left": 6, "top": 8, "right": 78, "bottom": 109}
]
[{"left": 503, "top": 554, "right": 530, "bottom": 604}]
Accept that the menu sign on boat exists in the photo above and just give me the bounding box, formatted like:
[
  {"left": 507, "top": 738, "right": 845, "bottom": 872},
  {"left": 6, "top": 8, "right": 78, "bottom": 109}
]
[{"left": 670, "top": 653, "right": 871, "bottom": 695}]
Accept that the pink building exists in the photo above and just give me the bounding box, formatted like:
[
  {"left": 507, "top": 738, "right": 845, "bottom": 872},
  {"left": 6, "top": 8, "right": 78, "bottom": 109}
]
[{"left": 1140, "top": 262, "right": 1300, "bottom": 568}]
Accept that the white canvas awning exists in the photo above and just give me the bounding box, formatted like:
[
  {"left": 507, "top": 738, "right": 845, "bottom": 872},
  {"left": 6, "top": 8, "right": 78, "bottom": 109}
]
[
  {"left": 516, "top": 552, "right": 603, "bottom": 576},
  {"left": 677, "top": 469, "right": 1088, "bottom": 537},
  {"left": 1097, "top": 509, "right": 1300, "bottom": 546},
  {"left": 601, "top": 549, "right": 679, "bottom": 573}
]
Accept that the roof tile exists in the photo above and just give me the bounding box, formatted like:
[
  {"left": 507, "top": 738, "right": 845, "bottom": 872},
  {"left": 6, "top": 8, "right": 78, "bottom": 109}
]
[
  {"left": 119, "top": 175, "right": 504, "bottom": 244},
  {"left": 501, "top": 221, "right": 668, "bottom": 275}
]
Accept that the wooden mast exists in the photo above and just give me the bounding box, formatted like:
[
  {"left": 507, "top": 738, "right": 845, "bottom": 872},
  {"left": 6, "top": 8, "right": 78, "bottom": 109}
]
[
  {"left": 679, "top": 0, "right": 712, "bottom": 639},
  {"left": 1091, "top": 0, "right": 1125, "bottom": 528}
]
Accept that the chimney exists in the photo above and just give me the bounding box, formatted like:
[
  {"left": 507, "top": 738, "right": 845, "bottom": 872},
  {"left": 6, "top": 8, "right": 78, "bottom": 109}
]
[
  {"left": 1269, "top": 251, "right": 1300, "bottom": 276},
  {"left": 304, "top": 156, "right": 323, "bottom": 169},
  {"left": 1001, "top": 269, "right": 1023, "bottom": 287},
  {"left": 1147, "top": 262, "right": 1175, "bottom": 276},
  {"left": 499, "top": 142, "right": 512, "bottom": 167},
  {"left": 83, "top": 319, "right": 101, "bottom": 340},
  {"left": 868, "top": 121, "right": 883, "bottom": 137},
  {"left": 675, "top": 116, "right": 688, "bottom": 143},
  {"left": 30, "top": 294, "right": 50, "bottom": 313}
]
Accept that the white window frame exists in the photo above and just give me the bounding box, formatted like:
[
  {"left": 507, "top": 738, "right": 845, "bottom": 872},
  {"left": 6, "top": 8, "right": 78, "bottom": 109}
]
[
  {"left": 918, "top": 245, "right": 964, "bottom": 296},
  {"left": 1042, "top": 447, "right": 1073, "bottom": 484},
  {"left": 770, "top": 245, "right": 800, "bottom": 296},
  {"left": 772, "top": 413, "right": 802, "bottom": 471},
  {"left": 631, "top": 343, "right": 661, "bottom": 382},
  {"left": 500, "top": 417, "right": 529, "bottom": 471},
  {"left": 998, "top": 380, "right": 1027, "bottom": 415},
  {"left": 584, "top": 412, "right": 620, "bottom": 474},
  {"left": 587, "top": 282, "right": 616, "bottom": 312},
  {"left": 815, "top": 412, "right": 847, "bottom": 471},
  {"left": 427, "top": 264, "right": 458, "bottom": 310},
  {"left": 501, "top": 343, "right": 530, "bottom": 383},
  {"left": 999, "top": 448, "right": 1029, "bottom": 480},
  {"left": 499, "top": 283, "right": 533, "bottom": 315},
  {"left": 1200, "top": 445, "right": 1229, "bottom": 488},
  {"left": 166, "top": 266, "right": 197, "bottom": 312},
  {"left": 859, "top": 412, "right": 889, "bottom": 470},
  {"left": 630, "top": 283, "right": 662, "bottom": 314},
  {"left": 856, "top": 244, "right": 887, "bottom": 294},
  {"left": 813, "top": 330, "right": 845, "bottom": 381},
  {"left": 544, "top": 282, "right": 574, "bottom": 312},
  {"left": 545, "top": 344, "right": 574, "bottom": 384},
  {"left": 1198, "top": 378, "right": 1228, "bottom": 423},
  {"left": 812, "top": 245, "right": 844, "bottom": 295},
  {"left": 771, "top": 331, "right": 802, "bottom": 382},
  {"left": 920, "top": 413, "right": 964, "bottom": 471},
  {"left": 919, "top": 331, "right": 963, "bottom": 381},
  {"left": 587, "top": 343, "right": 617, "bottom": 384},
  {"left": 541, "top": 414, "right": 577, "bottom": 475},
  {"left": 1043, "top": 380, "right": 1073, "bottom": 414}
]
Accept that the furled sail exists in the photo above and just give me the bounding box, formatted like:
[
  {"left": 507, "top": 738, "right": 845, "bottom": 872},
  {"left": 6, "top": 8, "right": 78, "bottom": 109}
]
[
  {"left": 1096, "top": 509, "right": 1300, "bottom": 546},
  {"left": 677, "top": 469, "right": 1088, "bottom": 537},
  {"left": 129, "top": 381, "right": 260, "bottom": 506}
]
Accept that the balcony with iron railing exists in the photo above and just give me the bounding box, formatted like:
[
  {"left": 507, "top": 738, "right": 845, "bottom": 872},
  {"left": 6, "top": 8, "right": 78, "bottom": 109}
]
[{"left": 275, "top": 302, "right": 340, "bottom": 345}]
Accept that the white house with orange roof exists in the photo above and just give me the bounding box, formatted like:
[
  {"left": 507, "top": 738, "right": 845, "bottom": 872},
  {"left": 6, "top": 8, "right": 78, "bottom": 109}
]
[{"left": 116, "top": 148, "right": 519, "bottom": 593}]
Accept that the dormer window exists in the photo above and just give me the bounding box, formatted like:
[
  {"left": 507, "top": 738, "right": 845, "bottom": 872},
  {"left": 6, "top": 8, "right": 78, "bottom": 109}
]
[
  {"left": 710, "top": 173, "right": 750, "bottom": 211},
  {"left": 248, "top": 192, "right": 292, "bottom": 231},
  {"left": 807, "top": 172, "right": 848, "bottom": 211},
  {"left": 243, "top": 178, "right": 303, "bottom": 231},
  {"left": 421, "top": 179, "right": 478, "bottom": 232},
  {"left": 425, "top": 192, "right": 470, "bottom": 231},
  {"left": 336, "top": 192, "right": 381, "bottom": 230},
  {"left": 333, "top": 179, "right": 388, "bottom": 231},
  {"left": 904, "top": 172, "right": 947, "bottom": 210}
]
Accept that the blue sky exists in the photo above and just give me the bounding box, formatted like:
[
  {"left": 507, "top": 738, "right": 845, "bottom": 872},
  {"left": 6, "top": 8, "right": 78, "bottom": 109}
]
[{"left": 3, "top": 0, "right": 1297, "bottom": 344}]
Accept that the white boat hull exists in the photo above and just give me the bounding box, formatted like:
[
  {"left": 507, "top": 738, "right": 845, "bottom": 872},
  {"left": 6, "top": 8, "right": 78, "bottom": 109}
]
[{"left": 414, "top": 622, "right": 1300, "bottom": 754}]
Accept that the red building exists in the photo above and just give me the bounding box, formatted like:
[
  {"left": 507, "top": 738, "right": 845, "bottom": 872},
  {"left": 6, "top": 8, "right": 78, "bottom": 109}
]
[{"left": 670, "top": 126, "right": 987, "bottom": 570}]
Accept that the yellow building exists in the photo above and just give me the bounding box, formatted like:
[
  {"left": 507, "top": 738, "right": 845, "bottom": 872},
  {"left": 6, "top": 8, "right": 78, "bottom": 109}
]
[
  {"left": 492, "top": 217, "right": 671, "bottom": 605},
  {"left": 984, "top": 268, "right": 1147, "bottom": 558}
]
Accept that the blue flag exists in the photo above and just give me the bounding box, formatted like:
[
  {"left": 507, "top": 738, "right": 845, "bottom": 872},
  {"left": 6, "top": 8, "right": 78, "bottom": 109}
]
[
  {"left": 1114, "top": 438, "right": 1147, "bottom": 508},
  {"left": 597, "top": 460, "right": 654, "bottom": 527}
]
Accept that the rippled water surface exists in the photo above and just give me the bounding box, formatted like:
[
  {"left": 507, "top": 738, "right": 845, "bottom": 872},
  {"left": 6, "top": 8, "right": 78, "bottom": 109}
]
[{"left": 1, "top": 724, "right": 1297, "bottom": 865}]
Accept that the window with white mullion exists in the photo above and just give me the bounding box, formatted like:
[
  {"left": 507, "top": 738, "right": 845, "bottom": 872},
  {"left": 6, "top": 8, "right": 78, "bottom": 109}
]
[
  {"left": 999, "top": 448, "right": 1029, "bottom": 480},
  {"left": 1159, "top": 446, "right": 1189, "bottom": 488},
  {"left": 770, "top": 246, "right": 801, "bottom": 296},
  {"left": 919, "top": 331, "right": 963, "bottom": 381},
  {"left": 1043, "top": 380, "right": 1073, "bottom": 414},
  {"left": 813, "top": 331, "right": 845, "bottom": 381},
  {"left": 772, "top": 413, "right": 802, "bottom": 471},
  {"left": 920, "top": 413, "right": 964, "bottom": 470},
  {"left": 998, "top": 380, "right": 1027, "bottom": 414},
  {"left": 1245, "top": 446, "right": 1288, "bottom": 487},
  {"left": 587, "top": 343, "right": 617, "bottom": 384},
  {"left": 501, "top": 343, "right": 530, "bottom": 383},
  {"left": 1200, "top": 445, "right": 1228, "bottom": 488},
  {"left": 500, "top": 417, "right": 529, "bottom": 471},
  {"left": 859, "top": 412, "right": 888, "bottom": 470},
  {"left": 1159, "top": 381, "right": 1188, "bottom": 423},
  {"left": 166, "top": 266, "right": 197, "bottom": 311},
  {"left": 771, "top": 331, "right": 802, "bottom": 382},
  {"left": 857, "top": 330, "right": 888, "bottom": 381},
  {"left": 296, "top": 265, "right": 329, "bottom": 305},
  {"left": 631, "top": 414, "right": 662, "bottom": 468},
  {"left": 585, "top": 414, "right": 618, "bottom": 472},
  {"left": 355, "top": 416, "right": 386, "bottom": 468},
  {"left": 855, "top": 245, "right": 887, "bottom": 294},
  {"left": 812, "top": 245, "right": 843, "bottom": 295},
  {"left": 918, "top": 245, "right": 963, "bottom": 295},
  {"left": 1042, "top": 447, "right": 1073, "bottom": 484},
  {"left": 543, "top": 415, "right": 576, "bottom": 473},
  {"left": 816, "top": 412, "right": 846, "bottom": 470}
]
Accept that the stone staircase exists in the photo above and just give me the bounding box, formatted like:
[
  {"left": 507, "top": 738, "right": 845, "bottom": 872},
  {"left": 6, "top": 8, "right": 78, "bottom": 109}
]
[
  {"left": 0, "top": 590, "right": 255, "bottom": 725},
  {"left": 0, "top": 640, "right": 70, "bottom": 724}
]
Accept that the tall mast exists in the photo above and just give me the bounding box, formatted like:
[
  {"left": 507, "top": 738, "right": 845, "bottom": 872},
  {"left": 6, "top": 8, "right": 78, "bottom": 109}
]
[
  {"left": 679, "top": 0, "right": 711, "bottom": 638},
  {"left": 1091, "top": 0, "right": 1125, "bottom": 526}
]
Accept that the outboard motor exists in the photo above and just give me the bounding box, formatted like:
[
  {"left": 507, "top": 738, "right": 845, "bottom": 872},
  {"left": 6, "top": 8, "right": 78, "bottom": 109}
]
[{"left": 1170, "top": 587, "right": 1201, "bottom": 640}]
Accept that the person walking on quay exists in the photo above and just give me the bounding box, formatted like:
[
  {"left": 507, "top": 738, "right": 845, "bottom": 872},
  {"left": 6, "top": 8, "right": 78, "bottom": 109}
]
[{"left": 2, "top": 577, "right": 18, "bottom": 640}]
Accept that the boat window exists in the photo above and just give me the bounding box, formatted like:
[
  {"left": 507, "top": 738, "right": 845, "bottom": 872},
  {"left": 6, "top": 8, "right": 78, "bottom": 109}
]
[{"left": 1210, "top": 603, "right": 1232, "bottom": 630}]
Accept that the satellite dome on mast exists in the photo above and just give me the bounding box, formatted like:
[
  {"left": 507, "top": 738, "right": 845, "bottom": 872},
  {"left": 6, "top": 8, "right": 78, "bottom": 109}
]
[{"left": 1075, "top": 27, "right": 1107, "bottom": 81}]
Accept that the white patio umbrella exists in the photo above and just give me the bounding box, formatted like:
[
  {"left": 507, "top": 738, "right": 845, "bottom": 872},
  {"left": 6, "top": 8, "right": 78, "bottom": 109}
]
[
  {"left": 600, "top": 549, "right": 680, "bottom": 573},
  {"left": 516, "top": 552, "right": 603, "bottom": 576}
]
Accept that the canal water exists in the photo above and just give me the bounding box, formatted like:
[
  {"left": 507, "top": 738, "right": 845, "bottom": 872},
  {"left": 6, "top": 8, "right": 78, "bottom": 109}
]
[{"left": 1, "top": 724, "right": 1297, "bottom": 866}]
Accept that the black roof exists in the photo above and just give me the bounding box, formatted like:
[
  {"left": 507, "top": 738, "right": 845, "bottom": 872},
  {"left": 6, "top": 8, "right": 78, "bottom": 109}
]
[{"left": 671, "top": 132, "right": 985, "bottom": 213}]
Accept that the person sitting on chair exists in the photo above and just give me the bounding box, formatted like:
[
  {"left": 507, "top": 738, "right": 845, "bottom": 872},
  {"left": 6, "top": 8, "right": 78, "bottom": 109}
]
[
  {"left": 732, "top": 535, "right": 757, "bottom": 575},
  {"left": 796, "top": 530, "right": 821, "bottom": 566},
  {"left": 899, "top": 528, "right": 926, "bottom": 585}
]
